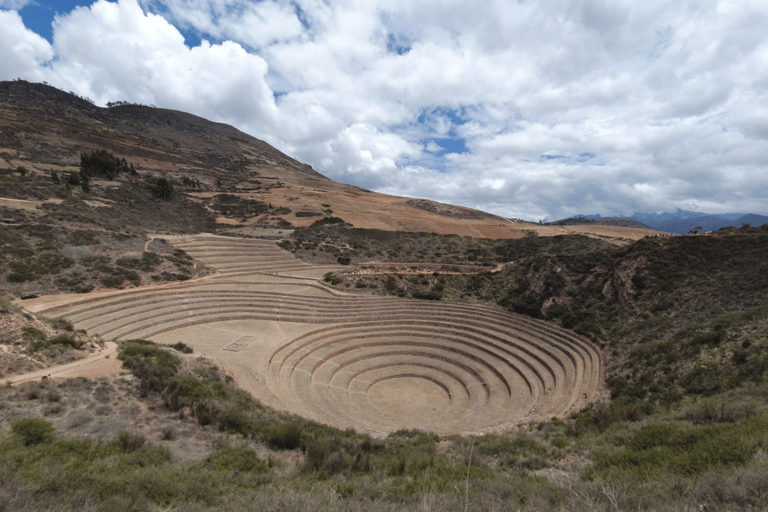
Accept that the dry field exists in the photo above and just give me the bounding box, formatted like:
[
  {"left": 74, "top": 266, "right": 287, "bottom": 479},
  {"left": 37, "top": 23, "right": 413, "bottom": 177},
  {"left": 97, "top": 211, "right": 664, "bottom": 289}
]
[{"left": 25, "top": 234, "right": 603, "bottom": 437}]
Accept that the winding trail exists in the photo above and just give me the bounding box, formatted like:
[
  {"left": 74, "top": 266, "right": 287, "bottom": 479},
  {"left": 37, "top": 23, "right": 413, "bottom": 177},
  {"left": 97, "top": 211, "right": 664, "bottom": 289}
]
[{"left": 7, "top": 342, "right": 121, "bottom": 386}]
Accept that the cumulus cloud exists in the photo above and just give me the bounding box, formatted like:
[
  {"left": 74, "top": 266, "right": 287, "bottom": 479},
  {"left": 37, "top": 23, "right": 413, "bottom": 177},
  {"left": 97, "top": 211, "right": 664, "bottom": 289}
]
[
  {"left": 0, "top": 9, "right": 53, "bottom": 80},
  {"left": 48, "top": 0, "right": 277, "bottom": 129},
  {"left": 2, "top": 0, "right": 768, "bottom": 220}
]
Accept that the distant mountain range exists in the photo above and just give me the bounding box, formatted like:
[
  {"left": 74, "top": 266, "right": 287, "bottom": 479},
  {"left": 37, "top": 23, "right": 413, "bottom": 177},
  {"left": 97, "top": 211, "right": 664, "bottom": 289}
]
[{"left": 566, "top": 208, "right": 768, "bottom": 234}]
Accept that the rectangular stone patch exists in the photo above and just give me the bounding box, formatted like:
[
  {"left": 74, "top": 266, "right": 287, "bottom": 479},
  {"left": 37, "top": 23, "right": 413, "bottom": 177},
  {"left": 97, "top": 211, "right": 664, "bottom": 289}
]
[{"left": 223, "top": 336, "right": 255, "bottom": 352}]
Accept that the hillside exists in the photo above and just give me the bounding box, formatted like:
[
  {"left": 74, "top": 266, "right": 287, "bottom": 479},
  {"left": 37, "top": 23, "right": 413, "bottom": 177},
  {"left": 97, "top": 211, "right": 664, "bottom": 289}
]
[{"left": 1, "top": 81, "right": 767, "bottom": 511}]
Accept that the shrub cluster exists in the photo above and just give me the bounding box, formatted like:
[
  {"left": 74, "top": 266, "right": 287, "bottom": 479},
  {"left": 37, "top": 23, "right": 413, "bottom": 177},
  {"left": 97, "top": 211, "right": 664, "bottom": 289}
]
[
  {"left": 29, "top": 333, "right": 85, "bottom": 352},
  {"left": 7, "top": 253, "right": 75, "bottom": 283},
  {"left": 587, "top": 418, "right": 768, "bottom": 481},
  {"left": 80, "top": 149, "right": 134, "bottom": 180}
]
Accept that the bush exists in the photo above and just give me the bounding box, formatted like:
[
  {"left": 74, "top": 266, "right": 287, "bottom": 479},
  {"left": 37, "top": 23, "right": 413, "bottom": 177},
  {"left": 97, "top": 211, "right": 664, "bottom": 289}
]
[
  {"left": 588, "top": 419, "right": 768, "bottom": 480},
  {"left": 323, "top": 272, "right": 342, "bottom": 285},
  {"left": 118, "top": 340, "right": 181, "bottom": 394},
  {"left": 30, "top": 334, "right": 84, "bottom": 352},
  {"left": 11, "top": 418, "right": 55, "bottom": 446},
  {"left": 205, "top": 440, "right": 269, "bottom": 473},
  {"left": 170, "top": 342, "right": 193, "bottom": 354},
  {"left": 266, "top": 424, "right": 302, "bottom": 450},
  {"left": 7, "top": 254, "right": 75, "bottom": 282},
  {"left": 310, "top": 216, "right": 346, "bottom": 228},
  {"left": 46, "top": 317, "right": 74, "bottom": 331},
  {"left": 115, "top": 429, "right": 146, "bottom": 453},
  {"left": 682, "top": 400, "right": 758, "bottom": 424},
  {"left": 116, "top": 252, "right": 162, "bottom": 271},
  {"left": 217, "top": 408, "right": 254, "bottom": 436}
]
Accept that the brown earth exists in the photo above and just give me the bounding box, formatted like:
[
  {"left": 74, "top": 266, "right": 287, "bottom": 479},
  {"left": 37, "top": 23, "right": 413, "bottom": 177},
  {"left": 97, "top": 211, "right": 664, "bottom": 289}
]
[
  {"left": 2, "top": 81, "right": 616, "bottom": 436},
  {"left": 24, "top": 235, "right": 603, "bottom": 437},
  {"left": 0, "top": 80, "right": 659, "bottom": 242}
]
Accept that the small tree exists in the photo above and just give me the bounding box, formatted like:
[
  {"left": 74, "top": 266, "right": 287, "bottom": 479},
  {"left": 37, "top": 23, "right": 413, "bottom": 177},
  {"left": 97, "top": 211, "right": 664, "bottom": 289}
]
[
  {"left": 80, "top": 150, "right": 132, "bottom": 180},
  {"left": 12, "top": 418, "right": 55, "bottom": 446},
  {"left": 151, "top": 177, "right": 174, "bottom": 200}
]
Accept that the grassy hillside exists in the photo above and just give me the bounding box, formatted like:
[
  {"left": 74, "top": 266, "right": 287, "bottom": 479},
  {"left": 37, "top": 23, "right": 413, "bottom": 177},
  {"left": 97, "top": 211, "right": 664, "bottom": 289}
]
[{"left": 2, "top": 337, "right": 767, "bottom": 511}]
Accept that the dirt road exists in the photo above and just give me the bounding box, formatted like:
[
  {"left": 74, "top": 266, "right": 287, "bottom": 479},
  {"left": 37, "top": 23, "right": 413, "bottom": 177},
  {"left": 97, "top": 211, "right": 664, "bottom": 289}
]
[{"left": 7, "top": 342, "right": 123, "bottom": 386}]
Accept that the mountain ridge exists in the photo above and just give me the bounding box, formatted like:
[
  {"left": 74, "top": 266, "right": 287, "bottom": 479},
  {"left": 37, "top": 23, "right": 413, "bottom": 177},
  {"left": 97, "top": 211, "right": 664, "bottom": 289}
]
[{"left": 568, "top": 208, "right": 768, "bottom": 233}]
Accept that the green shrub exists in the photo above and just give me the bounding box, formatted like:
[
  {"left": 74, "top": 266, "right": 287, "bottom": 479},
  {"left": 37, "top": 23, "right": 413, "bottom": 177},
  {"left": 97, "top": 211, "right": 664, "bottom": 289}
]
[
  {"left": 30, "top": 334, "right": 84, "bottom": 352},
  {"left": 11, "top": 418, "right": 55, "bottom": 446},
  {"left": 7, "top": 254, "right": 75, "bottom": 282},
  {"left": 116, "top": 252, "right": 162, "bottom": 271},
  {"left": 266, "top": 423, "right": 302, "bottom": 450},
  {"left": 205, "top": 440, "right": 269, "bottom": 473},
  {"left": 70, "top": 229, "right": 100, "bottom": 246},
  {"left": 46, "top": 316, "right": 74, "bottom": 331},
  {"left": 170, "top": 342, "right": 193, "bottom": 354},
  {"left": 588, "top": 419, "right": 768, "bottom": 480},
  {"left": 22, "top": 326, "right": 46, "bottom": 341},
  {"left": 323, "top": 272, "right": 341, "bottom": 285},
  {"left": 195, "top": 402, "right": 217, "bottom": 426},
  {"left": 115, "top": 429, "right": 146, "bottom": 453},
  {"left": 682, "top": 400, "right": 758, "bottom": 423},
  {"left": 310, "top": 216, "right": 345, "bottom": 228},
  {"left": 118, "top": 340, "right": 181, "bottom": 394},
  {"left": 217, "top": 408, "right": 254, "bottom": 435}
]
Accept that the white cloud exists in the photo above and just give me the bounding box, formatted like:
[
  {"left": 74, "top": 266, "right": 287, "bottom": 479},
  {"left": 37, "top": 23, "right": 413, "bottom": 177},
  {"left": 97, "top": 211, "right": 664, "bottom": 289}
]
[
  {"left": 47, "top": 0, "right": 277, "bottom": 129},
  {"left": 0, "top": 0, "right": 31, "bottom": 9},
  {"left": 2, "top": 0, "right": 768, "bottom": 220},
  {"left": 140, "top": 0, "right": 305, "bottom": 48},
  {"left": 0, "top": 10, "right": 53, "bottom": 80}
]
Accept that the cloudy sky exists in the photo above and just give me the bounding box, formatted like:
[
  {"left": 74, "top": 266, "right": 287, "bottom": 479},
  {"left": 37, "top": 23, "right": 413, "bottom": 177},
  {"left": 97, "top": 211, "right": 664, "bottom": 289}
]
[{"left": 2, "top": 0, "right": 767, "bottom": 220}]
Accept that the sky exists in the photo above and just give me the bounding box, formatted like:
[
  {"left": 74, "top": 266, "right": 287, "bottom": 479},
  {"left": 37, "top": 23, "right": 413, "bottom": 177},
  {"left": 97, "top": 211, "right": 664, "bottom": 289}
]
[{"left": 1, "top": 0, "right": 767, "bottom": 221}]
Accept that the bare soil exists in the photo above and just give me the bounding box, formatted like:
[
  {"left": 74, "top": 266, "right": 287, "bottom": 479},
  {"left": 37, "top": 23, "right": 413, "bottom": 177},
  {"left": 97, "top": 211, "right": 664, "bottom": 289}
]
[{"left": 24, "top": 235, "right": 603, "bottom": 437}]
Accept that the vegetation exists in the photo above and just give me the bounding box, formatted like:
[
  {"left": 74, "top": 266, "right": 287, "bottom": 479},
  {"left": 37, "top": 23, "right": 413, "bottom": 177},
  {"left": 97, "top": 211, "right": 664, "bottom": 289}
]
[
  {"left": 2, "top": 81, "right": 767, "bottom": 510},
  {"left": 80, "top": 149, "right": 134, "bottom": 180},
  {"left": 1, "top": 337, "right": 766, "bottom": 511},
  {"left": 150, "top": 177, "right": 174, "bottom": 200}
]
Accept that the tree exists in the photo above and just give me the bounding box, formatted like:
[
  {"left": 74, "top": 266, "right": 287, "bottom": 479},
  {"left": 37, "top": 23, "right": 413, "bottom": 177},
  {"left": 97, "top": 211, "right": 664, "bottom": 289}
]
[
  {"left": 80, "top": 150, "right": 132, "bottom": 180},
  {"left": 150, "top": 177, "right": 174, "bottom": 200},
  {"left": 81, "top": 174, "right": 90, "bottom": 193}
]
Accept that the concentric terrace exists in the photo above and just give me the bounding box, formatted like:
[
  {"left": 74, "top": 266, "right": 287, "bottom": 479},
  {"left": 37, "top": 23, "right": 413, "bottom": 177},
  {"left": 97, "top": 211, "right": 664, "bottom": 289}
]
[{"left": 38, "top": 234, "right": 603, "bottom": 436}]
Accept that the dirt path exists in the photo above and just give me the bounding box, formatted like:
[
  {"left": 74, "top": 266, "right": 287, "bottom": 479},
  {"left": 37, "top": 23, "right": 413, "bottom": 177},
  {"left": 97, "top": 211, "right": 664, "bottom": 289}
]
[{"left": 7, "top": 342, "right": 123, "bottom": 386}]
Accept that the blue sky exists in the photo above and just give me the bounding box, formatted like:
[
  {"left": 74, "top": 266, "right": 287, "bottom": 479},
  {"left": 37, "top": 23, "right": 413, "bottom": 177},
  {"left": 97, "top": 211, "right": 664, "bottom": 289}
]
[{"left": 2, "top": 0, "right": 768, "bottom": 221}]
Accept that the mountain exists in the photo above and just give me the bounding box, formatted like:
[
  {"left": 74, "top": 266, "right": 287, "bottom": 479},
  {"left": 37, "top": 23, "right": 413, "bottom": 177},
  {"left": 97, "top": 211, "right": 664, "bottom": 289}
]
[
  {"left": 547, "top": 217, "right": 651, "bottom": 229},
  {"left": 655, "top": 213, "right": 768, "bottom": 234},
  {"left": 555, "top": 209, "right": 768, "bottom": 234},
  {"left": 0, "top": 80, "right": 657, "bottom": 242},
  {"left": 0, "top": 80, "right": 509, "bottom": 238},
  {"left": 627, "top": 209, "right": 714, "bottom": 229},
  {"left": 735, "top": 213, "right": 768, "bottom": 228},
  {"left": 655, "top": 215, "right": 735, "bottom": 234}
]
